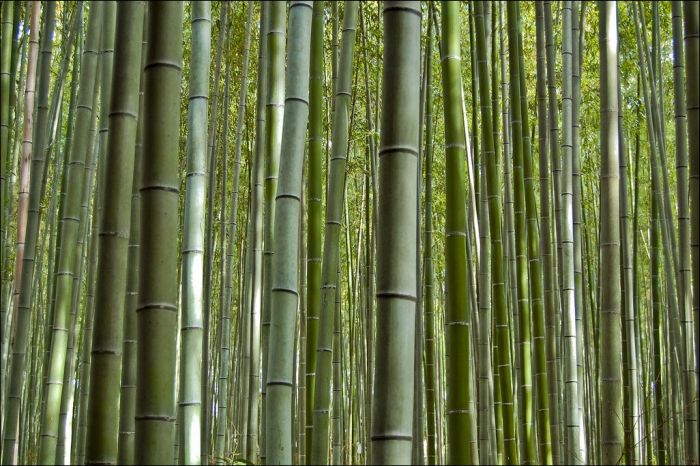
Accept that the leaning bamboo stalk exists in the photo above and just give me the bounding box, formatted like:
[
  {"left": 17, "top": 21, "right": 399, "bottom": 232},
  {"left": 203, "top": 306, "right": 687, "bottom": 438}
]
[
  {"left": 310, "top": 3, "right": 359, "bottom": 463},
  {"left": 38, "top": 2, "right": 103, "bottom": 461},
  {"left": 617, "top": 21, "right": 641, "bottom": 466},
  {"left": 422, "top": 11, "right": 438, "bottom": 465},
  {"left": 116, "top": 12, "right": 147, "bottom": 464}
]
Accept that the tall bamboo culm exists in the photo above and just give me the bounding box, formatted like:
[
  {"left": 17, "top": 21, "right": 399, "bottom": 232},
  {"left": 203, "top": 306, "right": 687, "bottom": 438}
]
[
  {"left": 370, "top": 2, "right": 420, "bottom": 464},
  {"left": 38, "top": 3, "right": 102, "bottom": 462},
  {"left": 598, "top": 3, "right": 624, "bottom": 463},
  {"left": 85, "top": 3, "right": 144, "bottom": 464},
  {"left": 134, "top": 3, "right": 183, "bottom": 464},
  {"left": 310, "top": 3, "right": 359, "bottom": 463},
  {"left": 265, "top": 1, "right": 313, "bottom": 464},
  {"left": 178, "top": 2, "right": 211, "bottom": 465}
]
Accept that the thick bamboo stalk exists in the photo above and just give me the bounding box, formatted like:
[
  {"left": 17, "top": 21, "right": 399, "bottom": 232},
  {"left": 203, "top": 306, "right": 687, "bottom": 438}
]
[
  {"left": 84, "top": 3, "right": 143, "bottom": 463},
  {"left": 370, "top": 2, "right": 420, "bottom": 464},
  {"left": 683, "top": 2, "right": 700, "bottom": 462},
  {"left": 598, "top": 3, "right": 624, "bottom": 463},
  {"left": 258, "top": 2, "right": 286, "bottom": 462},
  {"left": 134, "top": 3, "right": 183, "bottom": 463},
  {"left": 440, "top": 1, "right": 478, "bottom": 463},
  {"left": 673, "top": 2, "right": 699, "bottom": 463}
]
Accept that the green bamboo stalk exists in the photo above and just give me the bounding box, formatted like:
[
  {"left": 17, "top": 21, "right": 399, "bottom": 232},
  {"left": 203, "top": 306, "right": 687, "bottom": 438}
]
[
  {"left": 0, "top": 0, "right": 19, "bottom": 355},
  {"left": 535, "top": 4, "right": 561, "bottom": 463},
  {"left": 84, "top": 3, "right": 144, "bottom": 463},
  {"left": 359, "top": 6, "right": 379, "bottom": 458},
  {"left": 683, "top": 2, "right": 700, "bottom": 462},
  {"left": 238, "top": 2, "right": 268, "bottom": 457},
  {"left": 216, "top": 3, "right": 253, "bottom": 464},
  {"left": 543, "top": 13, "right": 564, "bottom": 434},
  {"left": 134, "top": 3, "right": 183, "bottom": 463},
  {"left": 617, "top": 16, "right": 640, "bottom": 464},
  {"left": 264, "top": 2, "right": 313, "bottom": 464},
  {"left": 422, "top": 11, "right": 438, "bottom": 465},
  {"left": 369, "top": 2, "right": 420, "bottom": 464},
  {"left": 570, "top": 6, "right": 589, "bottom": 459},
  {"left": 310, "top": 3, "right": 358, "bottom": 463},
  {"left": 1, "top": 2, "right": 47, "bottom": 463},
  {"left": 37, "top": 2, "right": 103, "bottom": 462},
  {"left": 489, "top": 4, "right": 504, "bottom": 462},
  {"left": 638, "top": 6, "right": 686, "bottom": 410},
  {"left": 8, "top": 1, "right": 39, "bottom": 413},
  {"left": 305, "top": 1, "right": 324, "bottom": 459},
  {"left": 498, "top": 8, "right": 520, "bottom": 439},
  {"left": 210, "top": 57, "right": 230, "bottom": 466},
  {"left": 495, "top": 5, "right": 519, "bottom": 460},
  {"left": 59, "top": 62, "right": 102, "bottom": 464},
  {"left": 42, "top": 21, "right": 81, "bottom": 463},
  {"left": 66, "top": 4, "right": 116, "bottom": 461},
  {"left": 177, "top": 2, "right": 211, "bottom": 464},
  {"left": 631, "top": 6, "right": 687, "bottom": 463},
  {"left": 413, "top": 30, "right": 426, "bottom": 458},
  {"left": 258, "top": 2, "right": 286, "bottom": 462},
  {"left": 116, "top": 13, "right": 146, "bottom": 465},
  {"left": 560, "top": 2, "right": 582, "bottom": 463},
  {"left": 439, "top": 1, "right": 478, "bottom": 463},
  {"left": 201, "top": 6, "right": 227, "bottom": 463},
  {"left": 672, "top": 3, "right": 698, "bottom": 462},
  {"left": 506, "top": 4, "right": 537, "bottom": 463},
  {"left": 474, "top": 4, "right": 495, "bottom": 464},
  {"left": 514, "top": 4, "right": 553, "bottom": 463},
  {"left": 2, "top": 4, "right": 28, "bottom": 298},
  {"left": 331, "top": 264, "right": 342, "bottom": 466},
  {"left": 598, "top": 3, "right": 624, "bottom": 463},
  {"left": 0, "top": 3, "right": 13, "bottom": 366},
  {"left": 650, "top": 162, "right": 665, "bottom": 465},
  {"left": 297, "top": 177, "right": 307, "bottom": 466}
]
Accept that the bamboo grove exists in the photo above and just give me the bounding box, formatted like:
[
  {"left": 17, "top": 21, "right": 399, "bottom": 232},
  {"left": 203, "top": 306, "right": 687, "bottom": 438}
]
[{"left": 0, "top": 1, "right": 698, "bottom": 465}]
